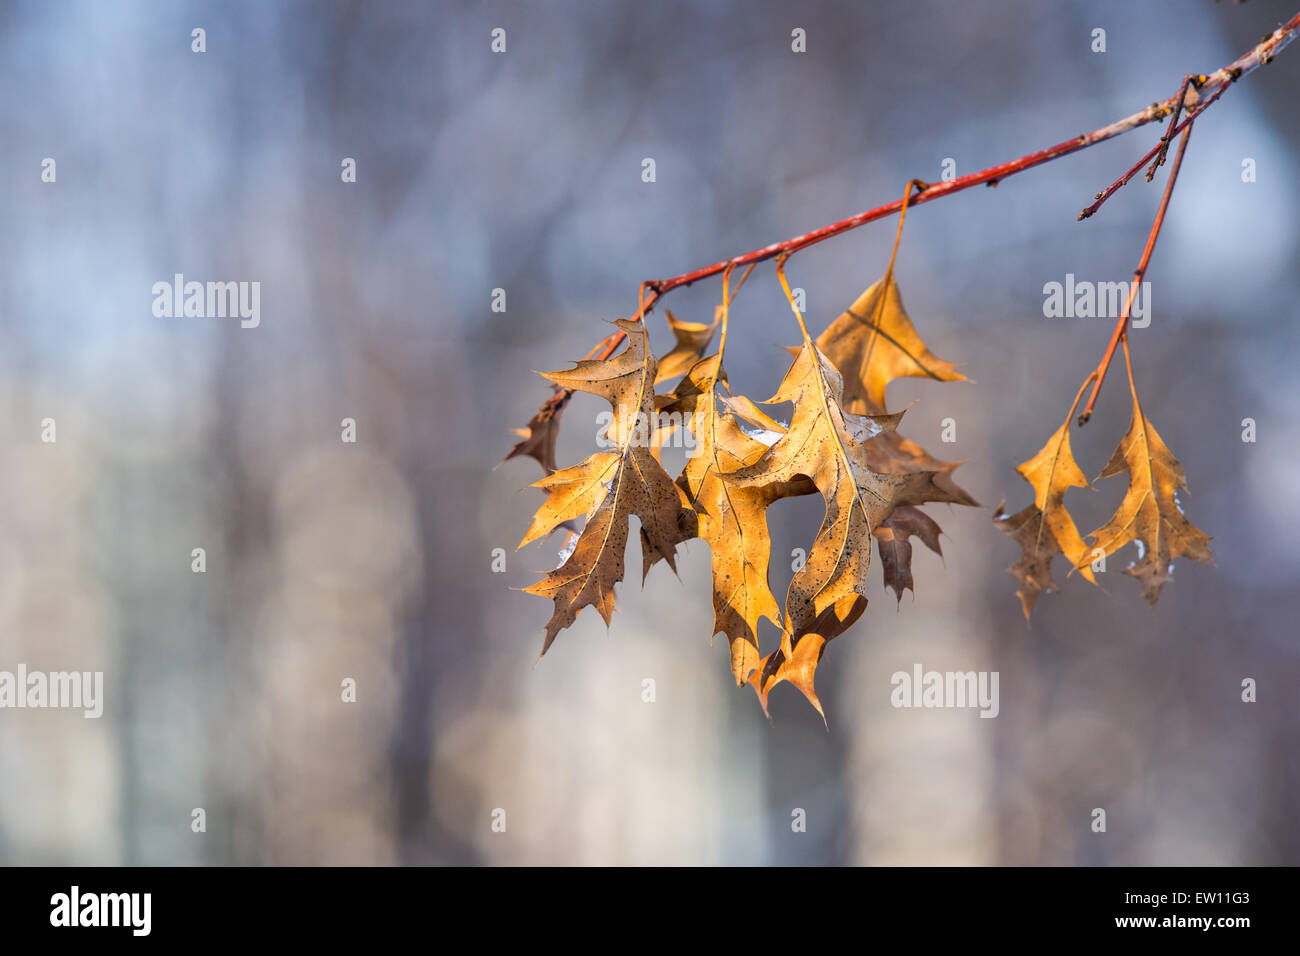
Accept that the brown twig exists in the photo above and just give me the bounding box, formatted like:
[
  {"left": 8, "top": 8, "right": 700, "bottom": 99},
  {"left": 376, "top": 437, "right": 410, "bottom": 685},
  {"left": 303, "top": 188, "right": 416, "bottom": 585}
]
[
  {"left": 1145, "top": 74, "right": 1198, "bottom": 182},
  {"left": 1077, "top": 122, "right": 1195, "bottom": 427},
  {"left": 1078, "top": 78, "right": 1227, "bottom": 220}
]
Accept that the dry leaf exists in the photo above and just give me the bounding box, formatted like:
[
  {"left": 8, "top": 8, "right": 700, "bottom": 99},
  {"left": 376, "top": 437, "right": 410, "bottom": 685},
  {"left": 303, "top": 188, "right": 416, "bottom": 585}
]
[
  {"left": 504, "top": 385, "right": 566, "bottom": 474},
  {"left": 654, "top": 309, "right": 721, "bottom": 385},
  {"left": 994, "top": 420, "right": 1097, "bottom": 618},
  {"left": 669, "top": 355, "right": 787, "bottom": 684},
  {"left": 854, "top": 429, "right": 977, "bottom": 507},
  {"left": 506, "top": 169, "right": 1227, "bottom": 716},
  {"left": 519, "top": 319, "right": 688, "bottom": 654},
  {"left": 733, "top": 342, "right": 949, "bottom": 718},
  {"left": 874, "top": 504, "right": 944, "bottom": 603},
  {"left": 814, "top": 273, "right": 967, "bottom": 415},
  {"left": 1084, "top": 400, "right": 1213, "bottom": 604},
  {"left": 747, "top": 594, "right": 864, "bottom": 722},
  {"left": 814, "top": 274, "right": 978, "bottom": 599}
]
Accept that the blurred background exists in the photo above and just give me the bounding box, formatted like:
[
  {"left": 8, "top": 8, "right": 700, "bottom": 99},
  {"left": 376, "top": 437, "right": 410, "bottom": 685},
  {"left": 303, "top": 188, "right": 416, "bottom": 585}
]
[{"left": 1, "top": 0, "right": 1297, "bottom": 865}]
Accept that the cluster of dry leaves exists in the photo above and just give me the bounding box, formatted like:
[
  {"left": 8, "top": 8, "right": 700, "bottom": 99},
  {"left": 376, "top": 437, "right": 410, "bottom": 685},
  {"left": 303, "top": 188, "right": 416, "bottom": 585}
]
[
  {"left": 509, "top": 254, "right": 976, "bottom": 719},
  {"left": 993, "top": 344, "right": 1213, "bottom": 618},
  {"left": 508, "top": 261, "right": 1212, "bottom": 719}
]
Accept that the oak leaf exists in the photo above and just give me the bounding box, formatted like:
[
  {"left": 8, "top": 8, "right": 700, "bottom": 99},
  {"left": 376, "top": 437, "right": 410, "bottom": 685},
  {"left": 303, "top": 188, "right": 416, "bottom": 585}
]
[
  {"left": 504, "top": 386, "right": 566, "bottom": 474},
  {"left": 519, "top": 319, "right": 688, "bottom": 654},
  {"left": 814, "top": 275, "right": 977, "bottom": 600},
  {"left": 873, "top": 504, "right": 944, "bottom": 603},
  {"left": 1083, "top": 401, "right": 1213, "bottom": 604},
  {"left": 719, "top": 392, "right": 787, "bottom": 441},
  {"left": 993, "top": 420, "right": 1097, "bottom": 618},
  {"left": 747, "top": 595, "right": 864, "bottom": 722},
  {"left": 814, "top": 273, "right": 967, "bottom": 415},
  {"left": 654, "top": 309, "right": 721, "bottom": 385},
  {"left": 504, "top": 387, "right": 580, "bottom": 555},
  {"left": 668, "top": 355, "right": 786, "bottom": 684},
  {"left": 733, "top": 342, "right": 949, "bottom": 718}
]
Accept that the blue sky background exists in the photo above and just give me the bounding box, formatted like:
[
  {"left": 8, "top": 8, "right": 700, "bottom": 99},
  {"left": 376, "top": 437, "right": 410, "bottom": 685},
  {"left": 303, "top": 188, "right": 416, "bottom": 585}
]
[{"left": 1, "top": 0, "right": 1297, "bottom": 864}]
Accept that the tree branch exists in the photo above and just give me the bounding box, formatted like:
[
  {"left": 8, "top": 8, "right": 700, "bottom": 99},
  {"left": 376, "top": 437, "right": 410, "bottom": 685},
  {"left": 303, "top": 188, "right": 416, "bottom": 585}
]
[
  {"left": 515, "top": 10, "right": 1300, "bottom": 450},
  {"left": 1078, "top": 77, "right": 1225, "bottom": 220},
  {"left": 1077, "top": 121, "right": 1195, "bottom": 426}
]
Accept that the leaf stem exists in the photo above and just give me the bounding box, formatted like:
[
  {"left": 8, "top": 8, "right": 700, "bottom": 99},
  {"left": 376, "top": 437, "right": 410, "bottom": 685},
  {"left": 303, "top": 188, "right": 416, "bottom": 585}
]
[
  {"left": 716, "top": 262, "right": 735, "bottom": 365},
  {"left": 884, "top": 180, "right": 927, "bottom": 280},
  {"left": 863, "top": 180, "right": 926, "bottom": 382},
  {"left": 775, "top": 256, "right": 813, "bottom": 344},
  {"left": 1122, "top": 334, "right": 1139, "bottom": 408},
  {"left": 1078, "top": 121, "right": 1194, "bottom": 427},
  {"left": 1067, "top": 370, "right": 1100, "bottom": 427}
]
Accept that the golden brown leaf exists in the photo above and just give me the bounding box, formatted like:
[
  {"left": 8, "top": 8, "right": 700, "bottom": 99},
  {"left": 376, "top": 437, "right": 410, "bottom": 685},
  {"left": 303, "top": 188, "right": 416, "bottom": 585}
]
[
  {"left": 1083, "top": 401, "right": 1213, "bottom": 605},
  {"left": 718, "top": 392, "right": 787, "bottom": 439},
  {"left": 670, "top": 355, "right": 788, "bottom": 685},
  {"left": 504, "top": 386, "right": 566, "bottom": 474},
  {"left": 734, "top": 342, "right": 949, "bottom": 718},
  {"left": 747, "top": 595, "right": 864, "bottom": 722},
  {"left": 854, "top": 429, "right": 978, "bottom": 508},
  {"left": 654, "top": 308, "right": 721, "bottom": 385},
  {"left": 813, "top": 272, "right": 978, "bottom": 577},
  {"left": 519, "top": 319, "right": 688, "bottom": 655},
  {"left": 649, "top": 322, "right": 727, "bottom": 462},
  {"left": 873, "top": 504, "right": 944, "bottom": 603},
  {"left": 994, "top": 421, "right": 1097, "bottom": 618},
  {"left": 814, "top": 273, "right": 967, "bottom": 415}
]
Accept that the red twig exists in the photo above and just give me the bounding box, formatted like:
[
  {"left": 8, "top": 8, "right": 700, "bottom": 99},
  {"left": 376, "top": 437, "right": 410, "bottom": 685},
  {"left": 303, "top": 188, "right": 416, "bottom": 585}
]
[
  {"left": 1077, "top": 121, "right": 1195, "bottom": 427},
  {"left": 519, "top": 11, "right": 1300, "bottom": 438},
  {"left": 647, "top": 13, "right": 1293, "bottom": 295},
  {"left": 1145, "top": 73, "right": 1197, "bottom": 183},
  {"left": 1078, "top": 78, "right": 1227, "bottom": 220}
]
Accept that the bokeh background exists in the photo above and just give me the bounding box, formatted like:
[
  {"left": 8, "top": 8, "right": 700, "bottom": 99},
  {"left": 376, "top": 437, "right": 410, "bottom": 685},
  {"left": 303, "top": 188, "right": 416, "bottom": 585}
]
[{"left": 1, "top": 0, "right": 1297, "bottom": 865}]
